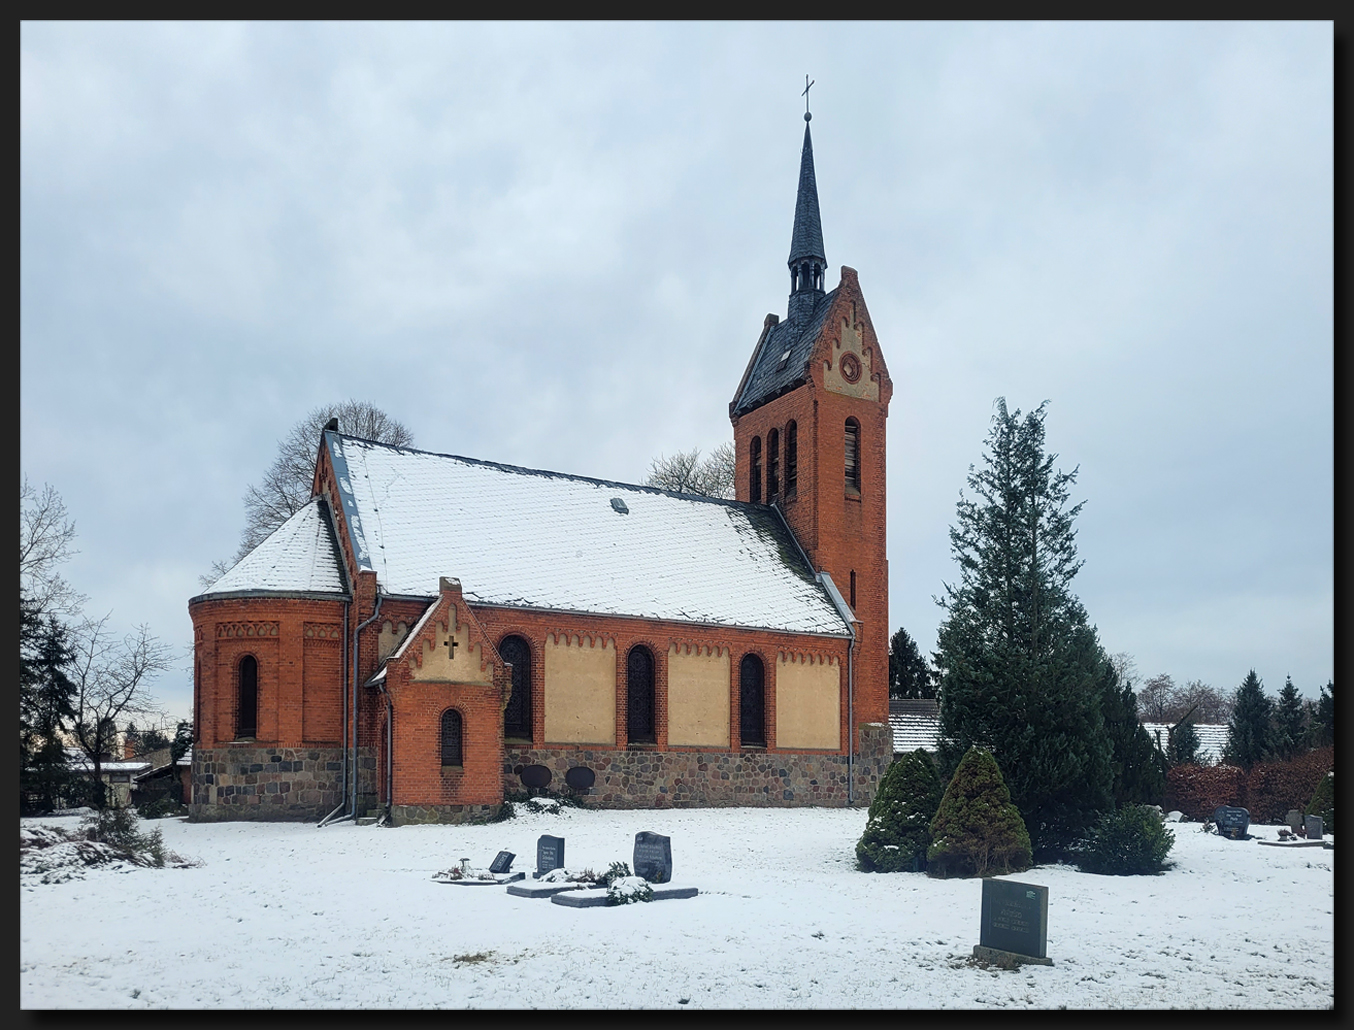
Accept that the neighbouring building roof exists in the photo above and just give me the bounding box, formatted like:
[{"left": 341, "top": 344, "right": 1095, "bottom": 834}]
[
  {"left": 202, "top": 497, "right": 347, "bottom": 597},
  {"left": 1142, "top": 722, "right": 1231, "bottom": 765},
  {"left": 888, "top": 698, "right": 941, "bottom": 754},
  {"left": 203, "top": 433, "right": 851, "bottom": 638}
]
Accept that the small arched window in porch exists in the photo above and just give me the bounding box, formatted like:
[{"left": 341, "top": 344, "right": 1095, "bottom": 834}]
[
  {"left": 441, "top": 709, "right": 464, "bottom": 768},
  {"left": 236, "top": 655, "right": 258, "bottom": 740}
]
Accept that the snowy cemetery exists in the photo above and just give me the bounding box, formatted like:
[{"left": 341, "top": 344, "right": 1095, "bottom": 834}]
[{"left": 19, "top": 793, "right": 1333, "bottom": 1010}]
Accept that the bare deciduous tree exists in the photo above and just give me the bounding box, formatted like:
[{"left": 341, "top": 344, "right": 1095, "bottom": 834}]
[
  {"left": 69, "top": 615, "right": 176, "bottom": 805},
  {"left": 645, "top": 444, "right": 735, "bottom": 499},
  {"left": 20, "top": 478, "right": 87, "bottom": 619},
  {"left": 203, "top": 401, "right": 414, "bottom": 585},
  {"left": 1136, "top": 673, "right": 1175, "bottom": 722}
]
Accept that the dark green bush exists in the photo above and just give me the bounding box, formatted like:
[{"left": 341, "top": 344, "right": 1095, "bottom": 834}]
[
  {"left": 1306, "top": 771, "right": 1334, "bottom": 833},
  {"left": 857, "top": 749, "right": 942, "bottom": 872},
  {"left": 926, "top": 747, "right": 1032, "bottom": 879},
  {"left": 82, "top": 806, "right": 167, "bottom": 867},
  {"left": 1072, "top": 804, "right": 1176, "bottom": 875},
  {"left": 137, "top": 796, "right": 187, "bottom": 820}
]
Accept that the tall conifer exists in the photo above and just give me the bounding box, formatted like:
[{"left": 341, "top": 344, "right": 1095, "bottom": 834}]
[
  {"left": 1272, "top": 676, "right": 1307, "bottom": 760},
  {"left": 1223, "top": 670, "right": 1272, "bottom": 770},
  {"left": 934, "top": 399, "right": 1113, "bottom": 859}
]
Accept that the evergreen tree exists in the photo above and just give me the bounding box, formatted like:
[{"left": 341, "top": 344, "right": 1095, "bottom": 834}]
[
  {"left": 1166, "top": 719, "right": 1201, "bottom": 766},
  {"left": 1271, "top": 676, "right": 1307, "bottom": 760},
  {"left": 20, "top": 597, "right": 81, "bottom": 813},
  {"left": 926, "top": 747, "right": 1032, "bottom": 878},
  {"left": 171, "top": 720, "right": 194, "bottom": 763},
  {"left": 934, "top": 399, "right": 1113, "bottom": 859},
  {"left": 888, "top": 626, "right": 935, "bottom": 699},
  {"left": 1099, "top": 663, "right": 1166, "bottom": 806},
  {"left": 856, "top": 749, "right": 942, "bottom": 872},
  {"left": 1223, "top": 670, "right": 1272, "bottom": 771},
  {"left": 1306, "top": 681, "right": 1334, "bottom": 749}
]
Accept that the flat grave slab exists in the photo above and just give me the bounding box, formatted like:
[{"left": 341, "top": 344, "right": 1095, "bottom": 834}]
[
  {"left": 506, "top": 881, "right": 591, "bottom": 899},
  {"left": 437, "top": 872, "right": 525, "bottom": 885},
  {"left": 550, "top": 885, "right": 700, "bottom": 908},
  {"left": 1257, "top": 839, "right": 1328, "bottom": 848}
]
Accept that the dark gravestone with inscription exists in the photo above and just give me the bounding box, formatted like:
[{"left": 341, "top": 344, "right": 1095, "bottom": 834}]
[
  {"left": 1305, "top": 815, "right": 1324, "bottom": 840},
  {"left": 975, "top": 879, "right": 1051, "bottom": 966},
  {"left": 536, "top": 835, "right": 565, "bottom": 877},
  {"left": 489, "top": 851, "right": 515, "bottom": 875},
  {"left": 633, "top": 831, "right": 673, "bottom": 884},
  {"left": 1212, "top": 806, "right": 1250, "bottom": 839}
]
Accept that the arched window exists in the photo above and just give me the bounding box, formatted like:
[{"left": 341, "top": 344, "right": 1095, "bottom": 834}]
[
  {"left": 749, "top": 436, "right": 763, "bottom": 503},
  {"left": 499, "top": 635, "right": 533, "bottom": 740},
  {"left": 767, "top": 428, "right": 780, "bottom": 500},
  {"left": 850, "top": 570, "right": 857, "bottom": 611},
  {"left": 739, "top": 654, "right": 766, "bottom": 747},
  {"left": 845, "top": 418, "right": 861, "bottom": 493},
  {"left": 237, "top": 655, "right": 258, "bottom": 740},
  {"left": 441, "top": 709, "right": 463, "bottom": 767},
  {"left": 785, "top": 421, "right": 798, "bottom": 495},
  {"left": 627, "top": 646, "right": 656, "bottom": 744}
]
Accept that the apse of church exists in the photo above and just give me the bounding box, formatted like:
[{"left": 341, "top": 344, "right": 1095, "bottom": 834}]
[{"left": 187, "top": 109, "right": 896, "bottom": 825}]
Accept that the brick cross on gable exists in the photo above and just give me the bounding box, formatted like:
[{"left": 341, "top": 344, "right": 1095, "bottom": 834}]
[{"left": 446, "top": 636, "right": 458, "bottom": 659}]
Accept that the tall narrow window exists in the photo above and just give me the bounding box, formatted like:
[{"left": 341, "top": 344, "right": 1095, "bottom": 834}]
[
  {"left": 749, "top": 436, "right": 763, "bottom": 503},
  {"left": 845, "top": 418, "right": 861, "bottom": 493},
  {"left": 784, "top": 421, "right": 798, "bottom": 495},
  {"left": 767, "top": 429, "right": 780, "bottom": 499},
  {"left": 441, "top": 709, "right": 463, "bottom": 767},
  {"left": 627, "top": 646, "right": 656, "bottom": 744},
  {"left": 237, "top": 656, "right": 258, "bottom": 740},
  {"left": 499, "top": 635, "right": 533, "bottom": 740},
  {"left": 850, "top": 570, "right": 857, "bottom": 611},
  {"left": 739, "top": 654, "right": 766, "bottom": 746}
]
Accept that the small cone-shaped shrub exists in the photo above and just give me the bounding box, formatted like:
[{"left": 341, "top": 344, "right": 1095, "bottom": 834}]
[
  {"left": 1306, "top": 771, "right": 1334, "bottom": 833},
  {"left": 856, "top": 749, "right": 942, "bottom": 872},
  {"left": 927, "top": 747, "right": 1032, "bottom": 879}
]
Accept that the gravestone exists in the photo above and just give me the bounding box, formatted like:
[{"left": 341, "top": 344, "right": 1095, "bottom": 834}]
[
  {"left": 633, "top": 831, "right": 673, "bottom": 884},
  {"left": 565, "top": 766, "right": 596, "bottom": 791},
  {"left": 1212, "top": 806, "right": 1250, "bottom": 839},
  {"left": 1305, "top": 815, "right": 1324, "bottom": 840},
  {"left": 489, "top": 851, "right": 515, "bottom": 875},
  {"left": 536, "top": 835, "right": 565, "bottom": 877},
  {"left": 1287, "top": 809, "right": 1304, "bottom": 833},
  {"left": 976, "top": 879, "right": 1051, "bottom": 966},
  {"left": 520, "top": 764, "right": 552, "bottom": 789}
]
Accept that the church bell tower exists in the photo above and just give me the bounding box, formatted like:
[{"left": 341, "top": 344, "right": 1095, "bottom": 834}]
[{"left": 729, "top": 105, "right": 894, "bottom": 732}]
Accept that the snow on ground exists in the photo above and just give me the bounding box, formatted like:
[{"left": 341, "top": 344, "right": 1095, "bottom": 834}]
[{"left": 20, "top": 806, "right": 1333, "bottom": 1009}]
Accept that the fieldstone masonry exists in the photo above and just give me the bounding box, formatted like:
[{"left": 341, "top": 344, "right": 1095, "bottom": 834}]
[{"left": 190, "top": 745, "right": 378, "bottom": 822}]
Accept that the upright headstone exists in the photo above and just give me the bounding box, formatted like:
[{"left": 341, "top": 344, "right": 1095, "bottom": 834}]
[
  {"left": 1212, "top": 806, "right": 1250, "bottom": 840},
  {"left": 1305, "top": 815, "right": 1324, "bottom": 840},
  {"left": 977, "top": 879, "right": 1051, "bottom": 964},
  {"left": 489, "top": 850, "right": 515, "bottom": 875},
  {"left": 536, "top": 835, "right": 565, "bottom": 876},
  {"left": 632, "top": 831, "right": 673, "bottom": 884},
  {"left": 1287, "top": 809, "right": 1304, "bottom": 833}
]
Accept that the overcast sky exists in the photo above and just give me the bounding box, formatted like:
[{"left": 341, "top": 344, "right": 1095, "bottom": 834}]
[{"left": 20, "top": 22, "right": 1333, "bottom": 726}]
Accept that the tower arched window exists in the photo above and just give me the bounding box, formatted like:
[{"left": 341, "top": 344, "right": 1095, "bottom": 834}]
[
  {"left": 739, "top": 654, "right": 766, "bottom": 747},
  {"left": 750, "top": 436, "right": 763, "bottom": 503},
  {"left": 785, "top": 421, "right": 798, "bottom": 496},
  {"left": 441, "top": 709, "right": 463, "bottom": 767},
  {"left": 845, "top": 418, "right": 861, "bottom": 494},
  {"left": 499, "top": 635, "right": 533, "bottom": 741},
  {"left": 627, "top": 645, "right": 656, "bottom": 744},
  {"left": 236, "top": 655, "right": 258, "bottom": 740},
  {"left": 767, "top": 428, "right": 780, "bottom": 500}
]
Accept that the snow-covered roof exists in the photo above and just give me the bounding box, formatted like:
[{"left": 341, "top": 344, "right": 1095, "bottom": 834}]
[
  {"left": 200, "top": 497, "right": 347, "bottom": 598},
  {"left": 67, "top": 757, "right": 151, "bottom": 774},
  {"left": 1142, "top": 722, "right": 1231, "bottom": 765},
  {"left": 888, "top": 699, "right": 941, "bottom": 754},
  {"left": 321, "top": 433, "right": 849, "bottom": 636}
]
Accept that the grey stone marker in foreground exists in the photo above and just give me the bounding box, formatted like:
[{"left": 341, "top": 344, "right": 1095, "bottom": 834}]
[
  {"left": 536, "top": 835, "right": 565, "bottom": 877},
  {"left": 974, "top": 879, "right": 1052, "bottom": 967},
  {"left": 1305, "top": 815, "right": 1324, "bottom": 840},
  {"left": 633, "top": 831, "right": 673, "bottom": 884},
  {"left": 489, "top": 851, "right": 515, "bottom": 874}
]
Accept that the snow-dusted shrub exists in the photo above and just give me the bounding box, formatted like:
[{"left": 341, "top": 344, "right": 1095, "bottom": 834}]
[
  {"left": 1072, "top": 804, "right": 1176, "bottom": 875},
  {"left": 83, "top": 806, "right": 167, "bottom": 867},
  {"left": 856, "top": 749, "right": 941, "bottom": 872},
  {"left": 1306, "top": 770, "right": 1334, "bottom": 833},
  {"left": 926, "top": 747, "right": 1031, "bottom": 879},
  {"left": 600, "top": 860, "right": 653, "bottom": 904}
]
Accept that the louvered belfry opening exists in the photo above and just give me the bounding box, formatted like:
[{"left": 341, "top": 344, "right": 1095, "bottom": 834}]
[
  {"left": 236, "top": 655, "right": 258, "bottom": 740},
  {"left": 739, "top": 653, "right": 766, "bottom": 746},
  {"left": 750, "top": 436, "right": 763, "bottom": 503},
  {"left": 845, "top": 417, "right": 861, "bottom": 493},
  {"left": 441, "top": 708, "right": 463, "bottom": 767},
  {"left": 785, "top": 420, "right": 798, "bottom": 496},
  {"left": 767, "top": 428, "right": 780, "bottom": 500},
  {"left": 626, "top": 646, "right": 656, "bottom": 744},
  {"left": 499, "top": 634, "right": 532, "bottom": 740}
]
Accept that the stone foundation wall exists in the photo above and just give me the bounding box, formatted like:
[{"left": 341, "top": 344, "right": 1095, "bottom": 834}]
[
  {"left": 390, "top": 803, "right": 501, "bottom": 826},
  {"left": 504, "top": 722, "right": 893, "bottom": 809},
  {"left": 189, "top": 745, "right": 378, "bottom": 822}
]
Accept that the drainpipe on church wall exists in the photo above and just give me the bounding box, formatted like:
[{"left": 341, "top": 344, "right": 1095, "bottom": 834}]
[
  {"left": 375, "top": 677, "right": 393, "bottom": 825},
  {"left": 351, "top": 591, "right": 383, "bottom": 821},
  {"left": 324, "top": 590, "right": 381, "bottom": 826},
  {"left": 319, "top": 600, "right": 350, "bottom": 827}
]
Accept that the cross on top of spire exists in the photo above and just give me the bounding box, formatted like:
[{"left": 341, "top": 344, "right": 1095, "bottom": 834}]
[{"left": 802, "top": 74, "right": 814, "bottom": 121}]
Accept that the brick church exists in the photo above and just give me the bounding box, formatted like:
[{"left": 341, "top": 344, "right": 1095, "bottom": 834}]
[{"left": 188, "top": 110, "right": 896, "bottom": 825}]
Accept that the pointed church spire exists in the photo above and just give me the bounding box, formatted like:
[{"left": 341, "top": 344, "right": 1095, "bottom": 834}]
[{"left": 787, "top": 85, "right": 826, "bottom": 321}]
